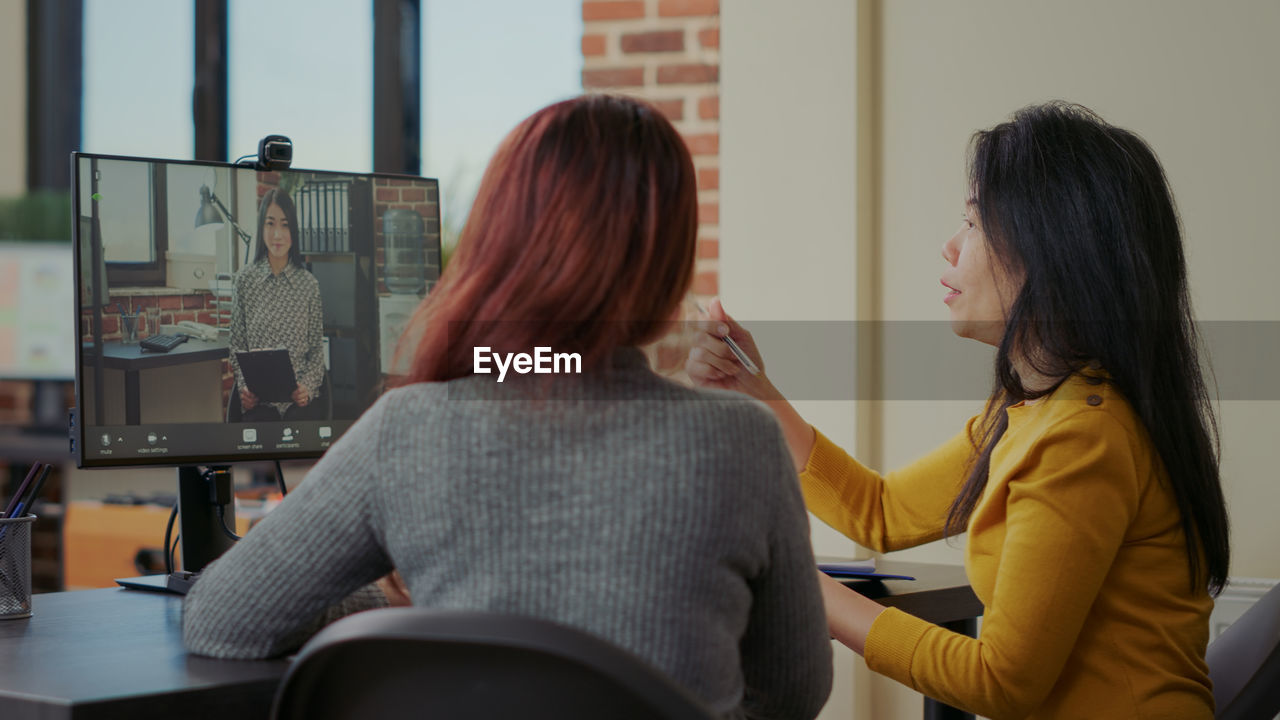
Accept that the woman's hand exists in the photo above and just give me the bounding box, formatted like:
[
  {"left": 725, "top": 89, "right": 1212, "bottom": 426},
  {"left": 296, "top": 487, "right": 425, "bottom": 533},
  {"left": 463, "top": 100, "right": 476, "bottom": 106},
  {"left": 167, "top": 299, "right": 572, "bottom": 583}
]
[
  {"left": 685, "top": 296, "right": 817, "bottom": 470},
  {"left": 239, "top": 386, "right": 258, "bottom": 410},
  {"left": 291, "top": 384, "right": 310, "bottom": 407},
  {"left": 817, "top": 569, "right": 886, "bottom": 656},
  {"left": 376, "top": 570, "right": 412, "bottom": 607},
  {"left": 685, "top": 297, "right": 773, "bottom": 400}
]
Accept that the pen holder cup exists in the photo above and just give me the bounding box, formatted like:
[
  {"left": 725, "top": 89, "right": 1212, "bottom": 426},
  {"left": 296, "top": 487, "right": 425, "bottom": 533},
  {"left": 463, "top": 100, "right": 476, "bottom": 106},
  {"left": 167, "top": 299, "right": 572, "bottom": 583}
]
[
  {"left": 0, "top": 514, "right": 35, "bottom": 620},
  {"left": 120, "top": 312, "right": 140, "bottom": 345}
]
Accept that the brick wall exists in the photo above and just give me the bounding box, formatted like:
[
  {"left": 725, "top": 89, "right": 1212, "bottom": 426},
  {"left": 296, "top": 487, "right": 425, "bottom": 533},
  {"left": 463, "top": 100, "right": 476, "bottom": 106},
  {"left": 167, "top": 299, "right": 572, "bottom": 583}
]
[
  {"left": 581, "top": 0, "right": 720, "bottom": 374},
  {"left": 80, "top": 292, "right": 220, "bottom": 345}
]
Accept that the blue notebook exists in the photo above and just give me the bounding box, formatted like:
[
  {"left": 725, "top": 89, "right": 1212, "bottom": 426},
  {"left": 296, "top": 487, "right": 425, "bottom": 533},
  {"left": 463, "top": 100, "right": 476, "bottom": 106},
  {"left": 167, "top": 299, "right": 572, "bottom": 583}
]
[{"left": 818, "top": 559, "right": 916, "bottom": 582}]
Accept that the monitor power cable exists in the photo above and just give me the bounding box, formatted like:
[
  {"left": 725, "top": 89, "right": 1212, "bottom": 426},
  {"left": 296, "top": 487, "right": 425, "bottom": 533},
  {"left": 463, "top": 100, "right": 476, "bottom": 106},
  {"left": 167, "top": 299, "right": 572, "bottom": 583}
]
[
  {"left": 163, "top": 500, "right": 179, "bottom": 575},
  {"left": 274, "top": 460, "right": 288, "bottom": 496},
  {"left": 164, "top": 463, "right": 286, "bottom": 575},
  {"left": 202, "top": 466, "right": 241, "bottom": 542}
]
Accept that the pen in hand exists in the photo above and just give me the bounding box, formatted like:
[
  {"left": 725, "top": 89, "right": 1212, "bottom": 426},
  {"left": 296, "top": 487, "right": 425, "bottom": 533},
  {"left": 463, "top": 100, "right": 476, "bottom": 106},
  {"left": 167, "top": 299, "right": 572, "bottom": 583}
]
[{"left": 694, "top": 301, "right": 761, "bottom": 376}]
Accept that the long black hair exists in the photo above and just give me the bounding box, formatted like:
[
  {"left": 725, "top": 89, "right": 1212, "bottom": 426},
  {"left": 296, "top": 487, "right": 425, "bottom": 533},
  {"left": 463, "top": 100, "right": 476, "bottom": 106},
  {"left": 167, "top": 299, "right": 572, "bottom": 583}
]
[
  {"left": 254, "top": 186, "right": 304, "bottom": 268},
  {"left": 945, "top": 102, "right": 1230, "bottom": 595}
]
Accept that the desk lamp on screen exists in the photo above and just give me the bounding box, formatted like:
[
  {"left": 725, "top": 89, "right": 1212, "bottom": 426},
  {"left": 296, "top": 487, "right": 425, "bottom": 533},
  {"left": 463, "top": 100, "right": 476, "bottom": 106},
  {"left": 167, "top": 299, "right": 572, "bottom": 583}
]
[{"left": 70, "top": 146, "right": 442, "bottom": 593}]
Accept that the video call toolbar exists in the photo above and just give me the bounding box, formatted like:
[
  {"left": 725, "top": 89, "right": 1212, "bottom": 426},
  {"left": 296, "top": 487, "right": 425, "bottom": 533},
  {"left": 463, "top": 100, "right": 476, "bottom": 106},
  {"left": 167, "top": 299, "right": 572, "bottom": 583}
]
[{"left": 80, "top": 420, "right": 353, "bottom": 465}]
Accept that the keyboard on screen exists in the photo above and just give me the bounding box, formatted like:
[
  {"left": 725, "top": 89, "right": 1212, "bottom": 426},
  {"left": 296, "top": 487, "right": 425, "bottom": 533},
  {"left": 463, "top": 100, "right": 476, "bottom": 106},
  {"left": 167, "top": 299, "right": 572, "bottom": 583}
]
[{"left": 140, "top": 333, "right": 189, "bottom": 353}]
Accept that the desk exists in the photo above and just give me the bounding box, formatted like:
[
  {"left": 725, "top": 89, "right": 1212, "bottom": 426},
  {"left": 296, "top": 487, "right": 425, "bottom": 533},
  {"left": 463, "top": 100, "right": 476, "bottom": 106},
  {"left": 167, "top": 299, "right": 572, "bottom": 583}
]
[
  {"left": 0, "top": 588, "right": 286, "bottom": 720},
  {"left": 0, "top": 561, "right": 980, "bottom": 720},
  {"left": 83, "top": 338, "right": 228, "bottom": 425}
]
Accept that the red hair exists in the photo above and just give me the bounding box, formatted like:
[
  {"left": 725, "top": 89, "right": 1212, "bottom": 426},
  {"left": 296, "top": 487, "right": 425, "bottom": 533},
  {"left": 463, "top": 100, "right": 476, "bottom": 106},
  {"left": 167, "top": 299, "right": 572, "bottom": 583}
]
[{"left": 396, "top": 94, "right": 698, "bottom": 384}]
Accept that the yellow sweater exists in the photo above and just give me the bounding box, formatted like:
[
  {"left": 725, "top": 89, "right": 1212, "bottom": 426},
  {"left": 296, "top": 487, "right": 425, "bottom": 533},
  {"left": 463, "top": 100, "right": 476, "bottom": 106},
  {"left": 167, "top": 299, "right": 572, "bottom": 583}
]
[{"left": 800, "top": 373, "right": 1213, "bottom": 719}]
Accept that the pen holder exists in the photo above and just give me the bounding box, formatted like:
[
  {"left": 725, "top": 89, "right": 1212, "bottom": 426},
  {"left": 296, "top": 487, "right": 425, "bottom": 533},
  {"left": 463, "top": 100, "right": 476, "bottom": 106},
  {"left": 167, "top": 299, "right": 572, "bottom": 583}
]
[
  {"left": 0, "top": 514, "right": 35, "bottom": 620},
  {"left": 120, "top": 311, "right": 140, "bottom": 345}
]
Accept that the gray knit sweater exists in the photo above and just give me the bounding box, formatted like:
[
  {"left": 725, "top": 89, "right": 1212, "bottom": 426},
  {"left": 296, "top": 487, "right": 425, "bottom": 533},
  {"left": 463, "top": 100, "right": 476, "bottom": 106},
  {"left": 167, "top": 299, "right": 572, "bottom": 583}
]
[{"left": 182, "top": 348, "right": 832, "bottom": 718}]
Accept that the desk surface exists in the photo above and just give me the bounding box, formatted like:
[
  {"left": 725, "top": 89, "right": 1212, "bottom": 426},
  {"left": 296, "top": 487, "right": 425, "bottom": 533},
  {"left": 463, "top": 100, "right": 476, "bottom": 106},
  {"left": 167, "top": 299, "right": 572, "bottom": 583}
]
[
  {"left": 843, "top": 559, "right": 983, "bottom": 625},
  {"left": 0, "top": 561, "right": 982, "bottom": 720},
  {"left": 0, "top": 588, "right": 286, "bottom": 720},
  {"left": 84, "top": 337, "right": 229, "bottom": 371}
]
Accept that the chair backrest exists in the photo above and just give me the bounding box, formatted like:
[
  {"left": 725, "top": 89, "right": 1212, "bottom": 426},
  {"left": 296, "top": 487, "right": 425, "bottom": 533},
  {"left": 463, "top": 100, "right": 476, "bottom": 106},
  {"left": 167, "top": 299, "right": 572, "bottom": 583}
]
[
  {"left": 270, "top": 608, "right": 719, "bottom": 720},
  {"left": 1206, "top": 581, "right": 1280, "bottom": 719}
]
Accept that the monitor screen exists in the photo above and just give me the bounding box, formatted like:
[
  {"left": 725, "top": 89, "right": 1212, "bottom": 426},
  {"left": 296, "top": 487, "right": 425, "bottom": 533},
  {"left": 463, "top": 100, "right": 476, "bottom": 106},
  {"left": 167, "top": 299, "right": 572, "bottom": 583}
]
[
  {"left": 0, "top": 241, "right": 76, "bottom": 380},
  {"left": 72, "top": 153, "right": 441, "bottom": 468}
]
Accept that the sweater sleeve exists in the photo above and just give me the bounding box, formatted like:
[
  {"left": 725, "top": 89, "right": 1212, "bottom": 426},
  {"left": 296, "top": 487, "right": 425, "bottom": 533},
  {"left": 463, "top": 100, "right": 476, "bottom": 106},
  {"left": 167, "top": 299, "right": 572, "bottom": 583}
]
[
  {"left": 182, "top": 396, "right": 398, "bottom": 658},
  {"left": 738, "top": 419, "right": 833, "bottom": 720},
  {"left": 863, "top": 410, "right": 1142, "bottom": 719},
  {"left": 798, "top": 422, "right": 978, "bottom": 551}
]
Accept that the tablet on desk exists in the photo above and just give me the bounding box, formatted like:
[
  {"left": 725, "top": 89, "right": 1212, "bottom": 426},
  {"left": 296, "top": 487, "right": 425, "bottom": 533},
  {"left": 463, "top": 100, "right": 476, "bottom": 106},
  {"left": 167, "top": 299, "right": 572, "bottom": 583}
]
[
  {"left": 116, "top": 572, "right": 197, "bottom": 594},
  {"left": 115, "top": 574, "right": 173, "bottom": 592},
  {"left": 817, "top": 557, "right": 916, "bottom": 582}
]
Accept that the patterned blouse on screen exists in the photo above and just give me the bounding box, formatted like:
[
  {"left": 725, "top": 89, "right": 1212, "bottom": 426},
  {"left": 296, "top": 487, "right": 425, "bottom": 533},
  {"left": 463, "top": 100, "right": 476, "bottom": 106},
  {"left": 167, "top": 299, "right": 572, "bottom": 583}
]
[{"left": 229, "top": 258, "right": 325, "bottom": 415}]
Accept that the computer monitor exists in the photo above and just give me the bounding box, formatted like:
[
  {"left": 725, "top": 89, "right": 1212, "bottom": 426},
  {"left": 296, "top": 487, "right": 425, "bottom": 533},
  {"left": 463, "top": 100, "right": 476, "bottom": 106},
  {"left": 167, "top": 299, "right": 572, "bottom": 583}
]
[
  {"left": 0, "top": 241, "right": 76, "bottom": 381},
  {"left": 0, "top": 241, "right": 75, "bottom": 431},
  {"left": 71, "top": 151, "right": 441, "bottom": 574}
]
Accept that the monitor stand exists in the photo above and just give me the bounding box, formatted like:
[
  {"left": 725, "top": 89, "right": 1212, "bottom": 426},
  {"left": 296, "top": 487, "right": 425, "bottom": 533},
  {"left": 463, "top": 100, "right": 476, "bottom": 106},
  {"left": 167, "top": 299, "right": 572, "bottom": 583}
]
[{"left": 116, "top": 465, "right": 237, "bottom": 595}]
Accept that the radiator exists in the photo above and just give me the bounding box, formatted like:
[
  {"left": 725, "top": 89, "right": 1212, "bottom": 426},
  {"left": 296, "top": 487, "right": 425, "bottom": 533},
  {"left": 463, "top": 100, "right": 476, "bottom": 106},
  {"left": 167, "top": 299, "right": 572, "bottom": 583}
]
[{"left": 1211, "top": 576, "right": 1279, "bottom": 640}]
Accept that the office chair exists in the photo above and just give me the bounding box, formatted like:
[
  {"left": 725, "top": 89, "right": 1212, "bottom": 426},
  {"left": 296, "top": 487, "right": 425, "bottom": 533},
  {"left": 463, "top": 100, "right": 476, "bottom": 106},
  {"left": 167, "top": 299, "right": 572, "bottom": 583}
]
[
  {"left": 270, "top": 608, "right": 718, "bottom": 720},
  {"left": 1206, "top": 580, "right": 1280, "bottom": 719}
]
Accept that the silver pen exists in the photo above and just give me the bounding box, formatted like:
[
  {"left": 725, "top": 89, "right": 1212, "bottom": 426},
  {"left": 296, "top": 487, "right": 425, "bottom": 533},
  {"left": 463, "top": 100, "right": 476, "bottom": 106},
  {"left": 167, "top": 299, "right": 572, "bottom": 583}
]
[
  {"left": 694, "top": 301, "right": 761, "bottom": 376},
  {"left": 720, "top": 334, "right": 761, "bottom": 376}
]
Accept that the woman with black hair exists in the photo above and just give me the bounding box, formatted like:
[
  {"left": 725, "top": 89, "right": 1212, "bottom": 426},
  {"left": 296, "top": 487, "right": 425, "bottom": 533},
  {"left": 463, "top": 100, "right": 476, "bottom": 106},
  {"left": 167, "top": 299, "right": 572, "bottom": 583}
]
[
  {"left": 229, "top": 186, "right": 324, "bottom": 422},
  {"left": 688, "top": 102, "right": 1229, "bottom": 719}
]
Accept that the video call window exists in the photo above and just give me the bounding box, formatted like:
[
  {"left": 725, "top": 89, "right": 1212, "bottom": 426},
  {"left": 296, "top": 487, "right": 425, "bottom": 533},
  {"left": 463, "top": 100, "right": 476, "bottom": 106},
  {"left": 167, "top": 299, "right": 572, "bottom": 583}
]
[{"left": 74, "top": 153, "right": 440, "bottom": 467}]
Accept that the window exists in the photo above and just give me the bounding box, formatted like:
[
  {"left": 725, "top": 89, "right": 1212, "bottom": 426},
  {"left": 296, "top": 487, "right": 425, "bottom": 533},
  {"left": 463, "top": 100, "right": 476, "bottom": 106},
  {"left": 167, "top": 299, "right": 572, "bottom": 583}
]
[
  {"left": 421, "top": 0, "right": 581, "bottom": 245},
  {"left": 79, "top": 157, "right": 169, "bottom": 285},
  {"left": 82, "top": 0, "right": 194, "bottom": 158},
  {"left": 229, "top": 0, "right": 373, "bottom": 173}
]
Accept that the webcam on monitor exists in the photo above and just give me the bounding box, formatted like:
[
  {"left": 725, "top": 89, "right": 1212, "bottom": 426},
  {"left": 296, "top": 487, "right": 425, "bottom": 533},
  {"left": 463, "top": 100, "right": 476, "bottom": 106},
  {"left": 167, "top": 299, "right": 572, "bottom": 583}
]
[{"left": 256, "top": 134, "right": 293, "bottom": 171}]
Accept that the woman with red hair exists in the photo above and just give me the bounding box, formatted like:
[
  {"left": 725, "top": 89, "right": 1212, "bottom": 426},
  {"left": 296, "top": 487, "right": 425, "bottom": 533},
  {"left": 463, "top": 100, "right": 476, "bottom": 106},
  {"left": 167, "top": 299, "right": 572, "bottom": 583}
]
[{"left": 183, "top": 94, "right": 832, "bottom": 719}]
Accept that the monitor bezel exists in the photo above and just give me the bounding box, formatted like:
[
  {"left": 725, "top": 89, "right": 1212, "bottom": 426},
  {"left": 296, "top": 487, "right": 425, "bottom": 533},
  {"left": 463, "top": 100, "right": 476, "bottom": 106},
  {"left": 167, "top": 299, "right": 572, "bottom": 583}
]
[{"left": 70, "top": 150, "right": 438, "bottom": 469}]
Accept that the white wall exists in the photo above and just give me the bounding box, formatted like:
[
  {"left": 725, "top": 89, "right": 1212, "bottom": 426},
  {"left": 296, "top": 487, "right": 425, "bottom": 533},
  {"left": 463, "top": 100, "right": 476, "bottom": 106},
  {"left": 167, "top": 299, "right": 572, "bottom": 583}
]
[
  {"left": 721, "top": 3, "right": 867, "bottom": 719},
  {"left": 0, "top": 0, "right": 26, "bottom": 195},
  {"left": 876, "top": 0, "right": 1280, "bottom": 574},
  {"left": 721, "top": 1, "right": 862, "bottom": 559},
  {"left": 722, "top": 1, "right": 1280, "bottom": 718}
]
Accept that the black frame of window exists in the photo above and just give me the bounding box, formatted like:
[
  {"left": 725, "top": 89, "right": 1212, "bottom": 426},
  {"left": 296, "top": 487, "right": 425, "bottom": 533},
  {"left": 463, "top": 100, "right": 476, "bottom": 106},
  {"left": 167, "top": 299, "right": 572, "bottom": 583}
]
[
  {"left": 374, "top": 0, "right": 422, "bottom": 176},
  {"left": 26, "top": 0, "right": 83, "bottom": 192},
  {"left": 194, "top": 0, "right": 229, "bottom": 163}
]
